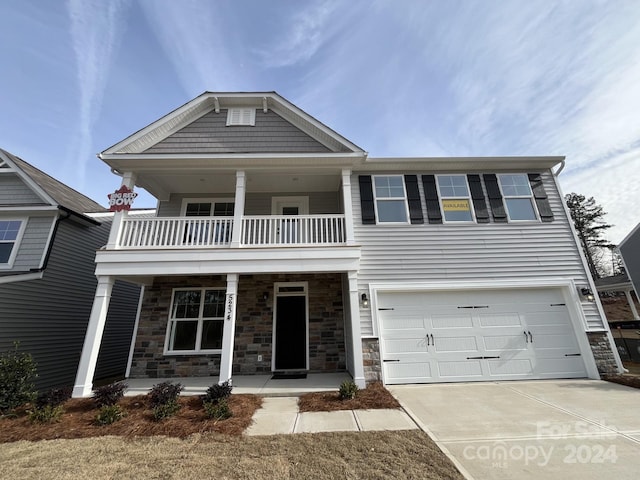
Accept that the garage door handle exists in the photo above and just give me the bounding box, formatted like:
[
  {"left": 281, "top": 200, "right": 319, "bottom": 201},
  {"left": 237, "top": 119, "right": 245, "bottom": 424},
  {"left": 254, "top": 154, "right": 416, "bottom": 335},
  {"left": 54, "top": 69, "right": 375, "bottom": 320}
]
[
  {"left": 528, "top": 331, "right": 533, "bottom": 343},
  {"left": 383, "top": 359, "right": 400, "bottom": 362},
  {"left": 430, "top": 334, "right": 434, "bottom": 346}
]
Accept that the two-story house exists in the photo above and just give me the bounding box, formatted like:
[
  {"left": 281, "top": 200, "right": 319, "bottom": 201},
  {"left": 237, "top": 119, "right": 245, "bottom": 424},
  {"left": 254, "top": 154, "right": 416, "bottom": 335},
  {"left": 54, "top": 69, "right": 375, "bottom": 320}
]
[
  {"left": 0, "top": 149, "right": 142, "bottom": 390},
  {"left": 71, "top": 92, "right": 622, "bottom": 397}
]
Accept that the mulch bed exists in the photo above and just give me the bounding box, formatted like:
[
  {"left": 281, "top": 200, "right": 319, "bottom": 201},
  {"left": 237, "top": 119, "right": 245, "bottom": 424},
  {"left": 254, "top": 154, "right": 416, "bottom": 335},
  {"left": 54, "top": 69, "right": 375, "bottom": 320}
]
[
  {"left": 298, "top": 382, "right": 400, "bottom": 412},
  {"left": 0, "top": 394, "right": 261, "bottom": 443},
  {"left": 603, "top": 375, "right": 640, "bottom": 389}
]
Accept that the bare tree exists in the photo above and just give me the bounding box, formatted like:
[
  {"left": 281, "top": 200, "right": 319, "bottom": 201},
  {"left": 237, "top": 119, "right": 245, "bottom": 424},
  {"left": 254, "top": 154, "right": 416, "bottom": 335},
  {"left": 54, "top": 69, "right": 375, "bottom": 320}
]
[{"left": 565, "top": 193, "right": 614, "bottom": 279}]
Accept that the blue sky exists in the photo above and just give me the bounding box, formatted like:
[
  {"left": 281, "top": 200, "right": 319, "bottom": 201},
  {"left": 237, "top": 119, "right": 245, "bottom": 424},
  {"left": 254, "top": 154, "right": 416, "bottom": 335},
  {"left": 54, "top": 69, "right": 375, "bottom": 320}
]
[{"left": 1, "top": 1, "right": 639, "bottom": 242}]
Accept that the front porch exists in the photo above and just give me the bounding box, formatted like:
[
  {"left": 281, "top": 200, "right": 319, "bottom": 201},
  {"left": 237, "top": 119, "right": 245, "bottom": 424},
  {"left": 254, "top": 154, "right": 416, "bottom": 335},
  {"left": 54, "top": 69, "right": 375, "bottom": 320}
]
[{"left": 124, "top": 372, "right": 352, "bottom": 396}]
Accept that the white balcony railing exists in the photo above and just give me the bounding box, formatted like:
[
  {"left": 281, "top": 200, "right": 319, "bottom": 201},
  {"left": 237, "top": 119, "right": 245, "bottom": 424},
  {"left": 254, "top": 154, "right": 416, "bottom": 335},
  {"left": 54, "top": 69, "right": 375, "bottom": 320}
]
[
  {"left": 116, "top": 215, "right": 346, "bottom": 249},
  {"left": 241, "top": 215, "right": 345, "bottom": 246},
  {"left": 119, "top": 217, "right": 233, "bottom": 248}
]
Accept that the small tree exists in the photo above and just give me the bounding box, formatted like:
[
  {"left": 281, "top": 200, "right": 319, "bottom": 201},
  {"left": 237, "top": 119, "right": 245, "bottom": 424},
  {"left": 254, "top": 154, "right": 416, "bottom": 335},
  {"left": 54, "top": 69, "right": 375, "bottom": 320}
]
[
  {"left": 565, "top": 193, "right": 614, "bottom": 279},
  {"left": 0, "top": 343, "right": 38, "bottom": 414}
]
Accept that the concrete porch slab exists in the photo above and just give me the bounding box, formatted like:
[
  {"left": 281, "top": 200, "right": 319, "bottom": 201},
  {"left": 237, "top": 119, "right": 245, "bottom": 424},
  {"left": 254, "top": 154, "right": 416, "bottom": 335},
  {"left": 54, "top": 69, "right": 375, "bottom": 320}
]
[{"left": 124, "top": 372, "right": 352, "bottom": 397}]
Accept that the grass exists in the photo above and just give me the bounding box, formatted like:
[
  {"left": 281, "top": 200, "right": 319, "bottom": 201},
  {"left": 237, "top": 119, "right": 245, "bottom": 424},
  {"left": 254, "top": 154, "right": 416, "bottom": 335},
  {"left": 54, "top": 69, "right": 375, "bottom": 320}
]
[{"left": 0, "top": 431, "right": 464, "bottom": 480}]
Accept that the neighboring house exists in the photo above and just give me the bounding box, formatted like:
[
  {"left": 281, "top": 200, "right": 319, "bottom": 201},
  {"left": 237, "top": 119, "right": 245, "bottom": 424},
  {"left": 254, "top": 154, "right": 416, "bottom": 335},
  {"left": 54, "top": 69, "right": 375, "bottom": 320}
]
[
  {"left": 0, "top": 149, "right": 142, "bottom": 390},
  {"left": 71, "top": 92, "right": 622, "bottom": 397},
  {"left": 619, "top": 223, "right": 640, "bottom": 305},
  {"left": 594, "top": 273, "right": 640, "bottom": 322}
]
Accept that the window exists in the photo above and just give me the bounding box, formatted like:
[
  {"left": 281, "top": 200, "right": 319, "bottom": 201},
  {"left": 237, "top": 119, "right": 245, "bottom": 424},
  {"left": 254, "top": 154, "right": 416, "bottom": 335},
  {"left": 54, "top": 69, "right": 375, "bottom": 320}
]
[
  {"left": 165, "top": 288, "right": 226, "bottom": 353},
  {"left": 226, "top": 108, "right": 256, "bottom": 126},
  {"left": 436, "top": 175, "right": 474, "bottom": 222},
  {"left": 182, "top": 199, "right": 235, "bottom": 217},
  {"left": 498, "top": 174, "right": 538, "bottom": 221},
  {"left": 0, "top": 219, "right": 25, "bottom": 267},
  {"left": 182, "top": 199, "right": 235, "bottom": 244},
  {"left": 373, "top": 176, "right": 408, "bottom": 223}
]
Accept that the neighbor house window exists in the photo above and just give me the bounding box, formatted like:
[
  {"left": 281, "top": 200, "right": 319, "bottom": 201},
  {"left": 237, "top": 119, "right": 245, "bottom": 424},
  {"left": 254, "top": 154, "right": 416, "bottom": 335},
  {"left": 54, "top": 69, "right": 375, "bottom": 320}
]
[
  {"left": 373, "top": 175, "right": 409, "bottom": 223},
  {"left": 498, "top": 174, "right": 538, "bottom": 221},
  {"left": 226, "top": 108, "right": 256, "bottom": 126},
  {"left": 436, "top": 175, "right": 474, "bottom": 222},
  {"left": 0, "top": 219, "right": 25, "bottom": 267},
  {"left": 165, "top": 288, "right": 226, "bottom": 353}
]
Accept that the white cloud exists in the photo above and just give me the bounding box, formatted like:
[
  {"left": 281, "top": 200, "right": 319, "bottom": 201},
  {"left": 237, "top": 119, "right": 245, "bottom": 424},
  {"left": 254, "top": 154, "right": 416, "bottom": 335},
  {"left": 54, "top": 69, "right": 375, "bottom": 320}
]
[{"left": 66, "top": 0, "right": 129, "bottom": 182}]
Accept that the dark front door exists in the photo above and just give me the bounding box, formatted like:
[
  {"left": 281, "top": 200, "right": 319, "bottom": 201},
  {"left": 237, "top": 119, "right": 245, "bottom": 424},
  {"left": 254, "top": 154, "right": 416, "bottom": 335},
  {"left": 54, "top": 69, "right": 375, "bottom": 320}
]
[{"left": 274, "top": 295, "right": 307, "bottom": 370}]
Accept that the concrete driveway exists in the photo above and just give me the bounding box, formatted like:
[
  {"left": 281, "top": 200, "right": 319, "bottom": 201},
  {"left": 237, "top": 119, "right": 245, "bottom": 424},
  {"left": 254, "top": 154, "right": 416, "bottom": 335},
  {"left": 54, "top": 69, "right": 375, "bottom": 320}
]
[{"left": 390, "top": 380, "right": 640, "bottom": 480}]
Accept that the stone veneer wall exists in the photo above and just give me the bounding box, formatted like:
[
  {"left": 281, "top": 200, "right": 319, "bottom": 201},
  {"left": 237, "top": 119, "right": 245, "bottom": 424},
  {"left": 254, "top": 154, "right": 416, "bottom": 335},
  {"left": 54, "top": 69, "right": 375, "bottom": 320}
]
[
  {"left": 129, "top": 273, "right": 346, "bottom": 378},
  {"left": 587, "top": 331, "right": 619, "bottom": 375},
  {"left": 234, "top": 273, "right": 346, "bottom": 374},
  {"left": 362, "top": 339, "right": 381, "bottom": 383}
]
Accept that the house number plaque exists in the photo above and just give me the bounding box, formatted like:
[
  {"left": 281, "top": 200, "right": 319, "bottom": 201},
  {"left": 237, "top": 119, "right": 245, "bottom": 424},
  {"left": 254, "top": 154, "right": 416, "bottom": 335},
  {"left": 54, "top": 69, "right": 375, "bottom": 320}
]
[{"left": 225, "top": 294, "right": 235, "bottom": 321}]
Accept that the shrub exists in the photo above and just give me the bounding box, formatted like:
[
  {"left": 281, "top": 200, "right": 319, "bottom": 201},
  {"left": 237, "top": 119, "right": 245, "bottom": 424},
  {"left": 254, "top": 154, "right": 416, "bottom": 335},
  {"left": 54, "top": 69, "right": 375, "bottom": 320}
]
[
  {"left": 28, "top": 405, "right": 64, "bottom": 424},
  {"left": 35, "top": 387, "right": 72, "bottom": 409},
  {"left": 95, "top": 404, "right": 126, "bottom": 425},
  {"left": 0, "top": 343, "right": 38, "bottom": 414},
  {"left": 203, "top": 380, "right": 232, "bottom": 403},
  {"left": 152, "top": 400, "right": 181, "bottom": 421},
  {"left": 203, "top": 398, "right": 232, "bottom": 420},
  {"left": 148, "top": 381, "right": 184, "bottom": 408},
  {"left": 339, "top": 380, "right": 359, "bottom": 400},
  {"left": 93, "top": 381, "right": 128, "bottom": 407}
]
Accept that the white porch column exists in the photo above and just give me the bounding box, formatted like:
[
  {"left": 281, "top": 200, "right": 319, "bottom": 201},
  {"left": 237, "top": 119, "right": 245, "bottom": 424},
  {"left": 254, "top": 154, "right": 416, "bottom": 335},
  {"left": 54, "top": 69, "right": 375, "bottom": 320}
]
[
  {"left": 624, "top": 289, "right": 640, "bottom": 320},
  {"left": 219, "top": 273, "right": 239, "bottom": 384},
  {"left": 106, "top": 171, "right": 137, "bottom": 249},
  {"left": 230, "top": 171, "right": 246, "bottom": 248},
  {"left": 347, "top": 271, "right": 366, "bottom": 388},
  {"left": 341, "top": 169, "right": 356, "bottom": 246},
  {"left": 72, "top": 276, "right": 114, "bottom": 397}
]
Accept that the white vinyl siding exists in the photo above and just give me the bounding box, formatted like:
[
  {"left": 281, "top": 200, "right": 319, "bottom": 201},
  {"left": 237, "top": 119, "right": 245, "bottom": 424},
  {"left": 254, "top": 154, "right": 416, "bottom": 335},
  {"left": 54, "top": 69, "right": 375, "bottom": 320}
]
[{"left": 352, "top": 170, "right": 605, "bottom": 335}]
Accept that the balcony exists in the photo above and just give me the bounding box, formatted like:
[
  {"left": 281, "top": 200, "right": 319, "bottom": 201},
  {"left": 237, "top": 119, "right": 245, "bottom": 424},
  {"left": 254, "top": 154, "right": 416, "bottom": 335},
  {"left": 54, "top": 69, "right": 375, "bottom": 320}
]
[{"left": 117, "top": 214, "right": 347, "bottom": 249}]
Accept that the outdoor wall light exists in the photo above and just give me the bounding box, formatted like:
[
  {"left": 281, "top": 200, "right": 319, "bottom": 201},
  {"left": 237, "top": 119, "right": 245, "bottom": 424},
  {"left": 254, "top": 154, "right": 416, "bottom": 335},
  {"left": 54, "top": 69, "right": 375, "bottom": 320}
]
[
  {"left": 579, "top": 287, "right": 595, "bottom": 302},
  {"left": 361, "top": 293, "right": 369, "bottom": 308}
]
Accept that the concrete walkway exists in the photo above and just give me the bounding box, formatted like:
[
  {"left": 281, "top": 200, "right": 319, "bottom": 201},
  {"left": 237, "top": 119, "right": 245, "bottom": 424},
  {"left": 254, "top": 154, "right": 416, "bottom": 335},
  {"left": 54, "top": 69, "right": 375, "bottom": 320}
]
[
  {"left": 391, "top": 380, "right": 640, "bottom": 480},
  {"left": 245, "top": 396, "right": 418, "bottom": 435}
]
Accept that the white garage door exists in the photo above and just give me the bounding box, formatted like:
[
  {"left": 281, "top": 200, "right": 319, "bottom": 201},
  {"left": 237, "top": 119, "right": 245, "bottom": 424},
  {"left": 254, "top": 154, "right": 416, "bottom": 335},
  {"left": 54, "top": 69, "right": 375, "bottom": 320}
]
[{"left": 378, "top": 288, "right": 588, "bottom": 384}]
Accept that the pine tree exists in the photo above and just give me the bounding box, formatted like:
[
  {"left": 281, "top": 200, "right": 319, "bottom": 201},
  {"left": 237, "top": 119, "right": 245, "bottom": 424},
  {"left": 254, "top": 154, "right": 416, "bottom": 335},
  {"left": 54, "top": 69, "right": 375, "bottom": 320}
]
[{"left": 565, "top": 193, "right": 614, "bottom": 279}]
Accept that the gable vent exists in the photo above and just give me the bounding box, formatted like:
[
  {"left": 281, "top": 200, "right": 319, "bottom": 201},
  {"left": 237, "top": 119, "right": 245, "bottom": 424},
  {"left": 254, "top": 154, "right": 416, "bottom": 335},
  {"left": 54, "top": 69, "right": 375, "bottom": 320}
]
[{"left": 226, "top": 108, "right": 256, "bottom": 126}]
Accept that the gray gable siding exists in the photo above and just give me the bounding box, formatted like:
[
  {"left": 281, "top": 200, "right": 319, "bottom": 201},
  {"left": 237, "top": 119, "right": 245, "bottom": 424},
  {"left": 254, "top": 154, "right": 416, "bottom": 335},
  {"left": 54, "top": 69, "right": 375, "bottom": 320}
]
[
  {"left": 0, "top": 218, "right": 140, "bottom": 390},
  {"left": 158, "top": 191, "right": 341, "bottom": 217},
  {"left": 620, "top": 228, "right": 640, "bottom": 298},
  {"left": 10, "top": 216, "right": 56, "bottom": 271},
  {"left": 0, "top": 175, "right": 45, "bottom": 205},
  {"left": 144, "top": 109, "right": 333, "bottom": 154},
  {"left": 352, "top": 170, "right": 605, "bottom": 336}
]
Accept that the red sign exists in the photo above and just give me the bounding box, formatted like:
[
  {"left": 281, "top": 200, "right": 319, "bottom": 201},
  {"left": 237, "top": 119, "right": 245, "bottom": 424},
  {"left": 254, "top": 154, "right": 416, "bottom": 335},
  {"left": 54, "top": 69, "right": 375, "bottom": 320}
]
[{"left": 108, "top": 185, "right": 138, "bottom": 212}]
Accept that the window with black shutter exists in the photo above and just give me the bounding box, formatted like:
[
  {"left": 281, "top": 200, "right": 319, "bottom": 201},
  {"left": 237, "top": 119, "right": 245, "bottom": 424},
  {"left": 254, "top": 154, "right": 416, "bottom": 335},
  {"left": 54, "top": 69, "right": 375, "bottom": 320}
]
[
  {"left": 497, "top": 174, "right": 538, "bottom": 221},
  {"left": 421, "top": 175, "right": 443, "bottom": 224},
  {"left": 404, "top": 175, "right": 424, "bottom": 224},
  {"left": 528, "top": 173, "right": 554, "bottom": 222},
  {"left": 483, "top": 174, "right": 508, "bottom": 223},
  {"left": 467, "top": 174, "right": 490, "bottom": 223},
  {"left": 358, "top": 176, "right": 376, "bottom": 224}
]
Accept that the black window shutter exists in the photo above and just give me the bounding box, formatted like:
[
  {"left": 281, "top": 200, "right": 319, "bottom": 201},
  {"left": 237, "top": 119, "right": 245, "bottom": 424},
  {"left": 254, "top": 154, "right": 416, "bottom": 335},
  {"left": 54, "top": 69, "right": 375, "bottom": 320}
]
[
  {"left": 421, "top": 175, "right": 442, "bottom": 224},
  {"left": 404, "top": 175, "right": 424, "bottom": 224},
  {"left": 467, "top": 174, "right": 490, "bottom": 223},
  {"left": 358, "top": 175, "right": 376, "bottom": 224},
  {"left": 528, "top": 173, "right": 554, "bottom": 222},
  {"left": 483, "top": 174, "right": 508, "bottom": 223}
]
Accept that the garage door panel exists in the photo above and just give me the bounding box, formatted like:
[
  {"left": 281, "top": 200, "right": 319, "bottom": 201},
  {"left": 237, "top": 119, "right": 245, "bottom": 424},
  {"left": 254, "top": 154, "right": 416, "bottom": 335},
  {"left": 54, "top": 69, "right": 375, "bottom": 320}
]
[
  {"left": 478, "top": 312, "right": 524, "bottom": 328},
  {"left": 483, "top": 334, "right": 528, "bottom": 351},
  {"left": 433, "top": 336, "right": 479, "bottom": 353},
  {"left": 385, "top": 362, "right": 433, "bottom": 383},
  {"left": 438, "top": 360, "right": 483, "bottom": 378},
  {"left": 383, "top": 337, "right": 428, "bottom": 354},
  {"left": 380, "top": 314, "right": 425, "bottom": 332},
  {"left": 431, "top": 313, "right": 473, "bottom": 329},
  {"left": 535, "top": 357, "right": 586, "bottom": 377},
  {"left": 532, "top": 333, "right": 580, "bottom": 351},
  {"left": 525, "top": 311, "right": 571, "bottom": 327},
  {"left": 487, "top": 358, "right": 533, "bottom": 376}
]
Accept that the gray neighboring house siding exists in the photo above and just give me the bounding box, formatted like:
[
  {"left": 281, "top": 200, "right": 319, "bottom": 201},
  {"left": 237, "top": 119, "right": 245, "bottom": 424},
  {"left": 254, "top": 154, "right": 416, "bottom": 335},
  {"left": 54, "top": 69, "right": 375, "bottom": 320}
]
[
  {"left": 0, "top": 149, "right": 141, "bottom": 390},
  {"left": 620, "top": 224, "right": 640, "bottom": 299},
  {"left": 352, "top": 170, "right": 606, "bottom": 335},
  {"left": 144, "top": 109, "right": 332, "bottom": 154}
]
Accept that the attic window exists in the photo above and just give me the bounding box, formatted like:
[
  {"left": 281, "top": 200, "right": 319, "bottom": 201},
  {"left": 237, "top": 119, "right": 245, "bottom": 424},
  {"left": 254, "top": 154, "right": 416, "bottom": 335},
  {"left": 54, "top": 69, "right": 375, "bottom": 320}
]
[{"left": 226, "top": 108, "right": 256, "bottom": 126}]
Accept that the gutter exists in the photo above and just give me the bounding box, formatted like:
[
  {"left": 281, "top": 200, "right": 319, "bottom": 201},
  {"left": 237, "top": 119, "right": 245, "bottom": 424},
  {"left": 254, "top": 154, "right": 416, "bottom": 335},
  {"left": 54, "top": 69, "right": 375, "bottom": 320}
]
[{"left": 552, "top": 158, "right": 566, "bottom": 177}]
